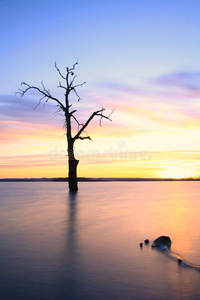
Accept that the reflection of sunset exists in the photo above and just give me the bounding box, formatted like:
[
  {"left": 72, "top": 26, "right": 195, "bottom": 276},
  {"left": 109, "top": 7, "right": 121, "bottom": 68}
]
[
  {"left": 144, "top": 181, "right": 199, "bottom": 257},
  {"left": 2, "top": 181, "right": 200, "bottom": 298}
]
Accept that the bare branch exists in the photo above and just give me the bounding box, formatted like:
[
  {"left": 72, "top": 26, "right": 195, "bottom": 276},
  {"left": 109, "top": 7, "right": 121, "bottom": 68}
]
[
  {"left": 71, "top": 114, "right": 80, "bottom": 125},
  {"left": 55, "top": 62, "right": 66, "bottom": 80},
  {"left": 41, "top": 81, "right": 48, "bottom": 93},
  {"left": 108, "top": 108, "right": 115, "bottom": 118},
  {"left": 71, "top": 114, "right": 91, "bottom": 141},
  {"left": 73, "top": 81, "right": 86, "bottom": 89},
  {"left": 67, "top": 67, "right": 86, "bottom": 89},
  {"left": 71, "top": 114, "right": 84, "bottom": 132},
  {"left": 77, "top": 136, "right": 92, "bottom": 141},
  {"left": 73, "top": 108, "right": 113, "bottom": 141},
  {"left": 33, "top": 94, "right": 46, "bottom": 110},
  {"left": 57, "top": 81, "right": 67, "bottom": 90},
  {"left": 68, "top": 60, "right": 79, "bottom": 72},
  {"left": 18, "top": 82, "right": 65, "bottom": 111},
  {"left": 70, "top": 109, "right": 77, "bottom": 115},
  {"left": 72, "top": 83, "right": 86, "bottom": 102},
  {"left": 69, "top": 75, "right": 77, "bottom": 88},
  {"left": 97, "top": 108, "right": 115, "bottom": 126},
  {"left": 73, "top": 88, "right": 81, "bottom": 101}
]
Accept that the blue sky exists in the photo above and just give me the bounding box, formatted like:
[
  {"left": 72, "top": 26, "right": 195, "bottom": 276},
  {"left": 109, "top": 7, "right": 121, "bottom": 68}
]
[
  {"left": 1, "top": 0, "right": 200, "bottom": 90},
  {"left": 1, "top": 0, "right": 200, "bottom": 178}
]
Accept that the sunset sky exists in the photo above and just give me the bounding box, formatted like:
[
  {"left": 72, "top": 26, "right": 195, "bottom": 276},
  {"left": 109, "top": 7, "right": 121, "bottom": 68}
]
[{"left": 1, "top": 0, "right": 200, "bottom": 179}]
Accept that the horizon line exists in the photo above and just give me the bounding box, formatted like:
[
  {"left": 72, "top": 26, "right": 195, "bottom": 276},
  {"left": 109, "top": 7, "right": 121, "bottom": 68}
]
[{"left": 0, "top": 177, "right": 200, "bottom": 182}]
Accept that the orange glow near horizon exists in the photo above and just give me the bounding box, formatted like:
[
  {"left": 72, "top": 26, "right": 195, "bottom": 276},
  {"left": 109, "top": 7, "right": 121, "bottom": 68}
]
[
  {"left": 1, "top": 78, "right": 200, "bottom": 180},
  {"left": 1, "top": 145, "right": 200, "bottom": 179},
  {"left": 158, "top": 166, "right": 199, "bottom": 179}
]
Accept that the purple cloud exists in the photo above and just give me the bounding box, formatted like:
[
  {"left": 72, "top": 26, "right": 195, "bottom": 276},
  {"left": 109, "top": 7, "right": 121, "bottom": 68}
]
[
  {"left": 153, "top": 71, "right": 200, "bottom": 91},
  {"left": 0, "top": 94, "right": 64, "bottom": 126}
]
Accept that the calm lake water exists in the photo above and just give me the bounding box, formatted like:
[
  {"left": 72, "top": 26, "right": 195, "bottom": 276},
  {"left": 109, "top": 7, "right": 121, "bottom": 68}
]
[{"left": 0, "top": 181, "right": 200, "bottom": 300}]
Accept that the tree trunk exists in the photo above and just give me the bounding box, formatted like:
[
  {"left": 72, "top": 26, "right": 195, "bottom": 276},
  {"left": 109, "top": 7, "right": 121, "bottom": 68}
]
[
  {"left": 68, "top": 158, "right": 79, "bottom": 191},
  {"left": 67, "top": 138, "right": 79, "bottom": 191}
]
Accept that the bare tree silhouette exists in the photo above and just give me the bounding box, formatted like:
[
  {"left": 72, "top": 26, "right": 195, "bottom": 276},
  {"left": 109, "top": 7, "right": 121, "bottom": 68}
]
[{"left": 18, "top": 62, "right": 113, "bottom": 191}]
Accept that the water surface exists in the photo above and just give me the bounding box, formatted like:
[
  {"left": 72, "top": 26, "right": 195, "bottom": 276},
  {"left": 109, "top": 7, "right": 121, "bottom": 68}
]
[{"left": 0, "top": 182, "right": 200, "bottom": 299}]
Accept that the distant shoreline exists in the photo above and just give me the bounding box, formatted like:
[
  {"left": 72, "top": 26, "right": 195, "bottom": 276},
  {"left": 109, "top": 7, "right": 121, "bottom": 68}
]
[{"left": 0, "top": 177, "right": 200, "bottom": 182}]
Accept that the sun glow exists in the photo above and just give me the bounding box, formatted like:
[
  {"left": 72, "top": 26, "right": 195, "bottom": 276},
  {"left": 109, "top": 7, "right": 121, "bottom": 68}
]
[{"left": 159, "top": 165, "right": 199, "bottom": 179}]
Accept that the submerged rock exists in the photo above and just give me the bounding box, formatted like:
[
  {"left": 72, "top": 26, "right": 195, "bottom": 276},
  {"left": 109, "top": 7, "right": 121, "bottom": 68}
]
[
  {"left": 178, "top": 258, "right": 182, "bottom": 264},
  {"left": 152, "top": 236, "right": 171, "bottom": 250},
  {"left": 141, "top": 235, "right": 200, "bottom": 271}
]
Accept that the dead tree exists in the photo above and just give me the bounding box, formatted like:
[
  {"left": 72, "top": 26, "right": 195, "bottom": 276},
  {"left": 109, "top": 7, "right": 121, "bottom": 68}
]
[{"left": 18, "top": 62, "right": 113, "bottom": 191}]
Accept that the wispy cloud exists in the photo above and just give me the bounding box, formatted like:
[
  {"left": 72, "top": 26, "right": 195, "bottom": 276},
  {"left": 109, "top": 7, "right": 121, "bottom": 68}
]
[
  {"left": 0, "top": 120, "right": 64, "bottom": 145},
  {"left": 153, "top": 71, "right": 200, "bottom": 91},
  {"left": 98, "top": 71, "right": 200, "bottom": 129},
  {"left": 0, "top": 94, "right": 64, "bottom": 125},
  {"left": 101, "top": 70, "right": 200, "bottom": 101},
  {"left": 0, "top": 154, "right": 66, "bottom": 168}
]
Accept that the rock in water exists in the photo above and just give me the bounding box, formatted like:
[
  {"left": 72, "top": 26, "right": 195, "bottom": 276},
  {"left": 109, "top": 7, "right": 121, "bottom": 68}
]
[{"left": 152, "top": 236, "right": 171, "bottom": 250}]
